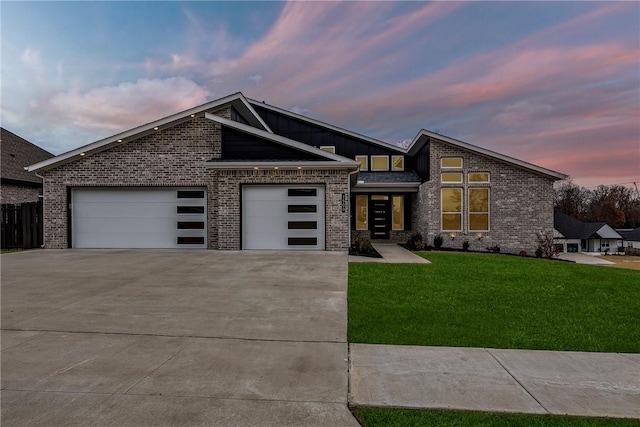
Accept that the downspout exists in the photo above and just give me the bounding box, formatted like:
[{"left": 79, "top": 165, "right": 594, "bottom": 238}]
[
  {"left": 347, "top": 168, "right": 360, "bottom": 249},
  {"left": 34, "top": 171, "right": 46, "bottom": 248}
]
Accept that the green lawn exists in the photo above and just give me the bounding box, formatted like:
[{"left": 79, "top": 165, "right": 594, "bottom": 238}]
[
  {"left": 349, "top": 253, "right": 640, "bottom": 352},
  {"left": 351, "top": 407, "right": 640, "bottom": 427}
]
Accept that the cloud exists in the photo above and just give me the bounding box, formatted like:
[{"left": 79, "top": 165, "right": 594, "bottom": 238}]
[
  {"left": 247, "top": 74, "right": 262, "bottom": 86},
  {"left": 43, "top": 77, "right": 211, "bottom": 132}
]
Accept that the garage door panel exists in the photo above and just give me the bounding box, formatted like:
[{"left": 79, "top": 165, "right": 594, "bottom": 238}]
[
  {"left": 72, "top": 188, "right": 206, "bottom": 249},
  {"left": 242, "top": 185, "right": 325, "bottom": 250}
]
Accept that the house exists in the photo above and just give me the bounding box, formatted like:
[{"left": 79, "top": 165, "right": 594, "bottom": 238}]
[
  {"left": 554, "top": 212, "right": 623, "bottom": 254},
  {"left": 617, "top": 228, "right": 640, "bottom": 250},
  {"left": 1, "top": 128, "right": 53, "bottom": 204},
  {"left": 27, "top": 92, "right": 566, "bottom": 252}
]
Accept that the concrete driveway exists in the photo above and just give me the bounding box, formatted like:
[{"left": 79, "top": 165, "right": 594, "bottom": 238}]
[{"left": 1, "top": 250, "right": 359, "bottom": 426}]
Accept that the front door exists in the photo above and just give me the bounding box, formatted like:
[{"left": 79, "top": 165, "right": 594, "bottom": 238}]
[{"left": 370, "top": 195, "right": 391, "bottom": 239}]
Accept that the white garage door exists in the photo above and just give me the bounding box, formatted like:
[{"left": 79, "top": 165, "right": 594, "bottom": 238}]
[
  {"left": 242, "top": 185, "right": 325, "bottom": 250},
  {"left": 72, "top": 188, "right": 207, "bottom": 248}
]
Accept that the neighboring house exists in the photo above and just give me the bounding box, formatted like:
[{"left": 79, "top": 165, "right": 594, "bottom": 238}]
[
  {"left": 617, "top": 228, "right": 640, "bottom": 250},
  {"left": 27, "top": 92, "right": 566, "bottom": 252},
  {"left": 1, "top": 128, "right": 53, "bottom": 204},
  {"left": 554, "top": 212, "right": 623, "bottom": 253}
]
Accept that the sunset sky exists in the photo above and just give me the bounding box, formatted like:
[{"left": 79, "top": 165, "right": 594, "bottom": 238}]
[{"left": 2, "top": 1, "right": 638, "bottom": 187}]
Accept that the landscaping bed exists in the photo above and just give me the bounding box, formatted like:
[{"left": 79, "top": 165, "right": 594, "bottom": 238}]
[{"left": 348, "top": 252, "right": 640, "bottom": 352}]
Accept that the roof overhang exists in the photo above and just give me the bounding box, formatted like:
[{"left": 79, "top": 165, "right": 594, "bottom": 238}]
[
  {"left": 352, "top": 182, "right": 420, "bottom": 193},
  {"left": 205, "top": 161, "right": 359, "bottom": 170},
  {"left": 406, "top": 130, "right": 568, "bottom": 180},
  {"left": 27, "top": 93, "right": 271, "bottom": 173}
]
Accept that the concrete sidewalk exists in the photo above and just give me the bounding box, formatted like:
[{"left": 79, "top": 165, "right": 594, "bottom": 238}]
[
  {"left": 557, "top": 252, "right": 615, "bottom": 265},
  {"left": 349, "top": 242, "right": 431, "bottom": 264},
  {"left": 350, "top": 344, "right": 640, "bottom": 419}
]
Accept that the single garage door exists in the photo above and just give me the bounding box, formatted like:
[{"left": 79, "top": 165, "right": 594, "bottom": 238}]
[
  {"left": 71, "top": 187, "right": 207, "bottom": 248},
  {"left": 242, "top": 185, "right": 325, "bottom": 250}
]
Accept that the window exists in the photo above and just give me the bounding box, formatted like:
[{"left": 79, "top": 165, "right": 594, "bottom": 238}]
[
  {"left": 441, "top": 188, "right": 462, "bottom": 231},
  {"left": 288, "top": 221, "right": 317, "bottom": 230},
  {"left": 355, "top": 155, "right": 368, "bottom": 171},
  {"left": 288, "top": 237, "right": 318, "bottom": 246},
  {"left": 177, "top": 236, "right": 205, "bottom": 245},
  {"left": 177, "top": 206, "right": 205, "bottom": 214},
  {"left": 356, "top": 195, "right": 367, "bottom": 230},
  {"left": 468, "top": 188, "right": 489, "bottom": 231},
  {"left": 392, "top": 195, "right": 404, "bottom": 230},
  {"left": 392, "top": 155, "right": 404, "bottom": 171},
  {"left": 371, "top": 156, "right": 389, "bottom": 171},
  {"left": 468, "top": 172, "right": 490, "bottom": 183},
  {"left": 320, "top": 146, "right": 335, "bottom": 154},
  {"left": 370, "top": 195, "right": 389, "bottom": 200},
  {"left": 288, "top": 188, "right": 317, "bottom": 197},
  {"left": 441, "top": 172, "right": 463, "bottom": 183},
  {"left": 177, "top": 221, "right": 205, "bottom": 229},
  {"left": 441, "top": 157, "right": 463, "bottom": 168},
  {"left": 288, "top": 205, "right": 317, "bottom": 213},
  {"left": 177, "top": 190, "right": 205, "bottom": 199}
]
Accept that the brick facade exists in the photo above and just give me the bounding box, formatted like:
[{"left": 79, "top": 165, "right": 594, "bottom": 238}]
[
  {"left": 412, "top": 140, "right": 555, "bottom": 254},
  {"left": 1, "top": 184, "right": 41, "bottom": 204},
  {"left": 39, "top": 106, "right": 351, "bottom": 251}
]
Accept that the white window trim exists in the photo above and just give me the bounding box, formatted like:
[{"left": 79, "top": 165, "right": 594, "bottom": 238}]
[
  {"left": 441, "top": 157, "right": 463, "bottom": 169},
  {"left": 468, "top": 187, "right": 490, "bottom": 232},
  {"left": 371, "top": 155, "right": 389, "bottom": 171},
  {"left": 441, "top": 188, "right": 463, "bottom": 232},
  {"left": 468, "top": 172, "right": 490, "bottom": 183},
  {"left": 320, "top": 146, "right": 335, "bottom": 154},
  {"left": 356, "top": 194, "right": 368, "bottom": 230},
  {"left": 355, "top": 155, "right": 368, "bottom": 171},
  {"left": 392, "top": 195, "right": 404, "bottom": 230},
  {"left": 441, "top": 172, "right": 463, "bottom": 184},
  {"left": 392, "top": 155, "right": 404, "bottom": 171}
]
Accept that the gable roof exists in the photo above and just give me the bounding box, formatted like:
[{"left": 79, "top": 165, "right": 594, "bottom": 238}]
[
  {"left": 27, "top": 93, "right": 271, "bottom": 172},
  {"left": 408, "top": 130, "right": 567, "bottom": 180},
  {"left": 617, "top": 228, "right": 640, "bottom": 241},
  {"left": 554, "top": 212, "right": 623, "bottom": 239},
  {"left": 203, "top": 113, "right": 359, "bottom": 170},
  {"left": 1, "top": 128, "right": 53, "bottom": 185}
]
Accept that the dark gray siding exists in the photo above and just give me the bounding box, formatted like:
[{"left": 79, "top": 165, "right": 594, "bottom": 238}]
[
  {"left": 230, "top": 107, "right": 250, "bottom": 125},
  {"left": 221, "top": 127, "right": 324, "bottom": 160},
  {"left": 413, "top": 140, "right": 430, "bottom": 182}
]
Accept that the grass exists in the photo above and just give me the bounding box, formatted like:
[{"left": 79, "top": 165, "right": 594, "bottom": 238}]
[
  {"left": 351, "top": 407, "right": 640, "bottom": 427},
  {"left": 349, "top": 252, "right": 640, "bottom": 352}
]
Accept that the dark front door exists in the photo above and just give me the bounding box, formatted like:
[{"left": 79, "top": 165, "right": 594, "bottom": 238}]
[{"left": 370, "top": 196, "right": 391, "bottom": 239}]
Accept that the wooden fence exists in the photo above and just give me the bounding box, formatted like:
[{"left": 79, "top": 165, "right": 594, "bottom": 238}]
[{"left": 1, "top": 201, "right": 43, "bottom": 249}]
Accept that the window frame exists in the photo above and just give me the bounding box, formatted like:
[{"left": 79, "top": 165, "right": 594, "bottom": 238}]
[
  {"left": 355, "top": 195, "right": 368, "bottom": 230},
  {"left": 441, "top": 157, "right": 463, "bottom": 169},
  {"left": 441, "top": 187, "right": 463, "bottom": 232},
  {"left": 319, "top": 146, "right": 335, "bottom": 154},
  {"left": 370, "top": 155, "right": 390, "bottom": 171},
  {"left": 391, "top": 155, "right": 404, "bottom": 171},
  {"left": 355, "top": 155, "right": 368, "bottom": 171},
  {"left": 468, "top": 187, "right": 490, "bottom": 232}
]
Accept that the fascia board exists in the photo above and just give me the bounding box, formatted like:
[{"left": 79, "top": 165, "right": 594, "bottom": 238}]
[{"left": 205, "top": 161, "right": 359, "bottom": 170}]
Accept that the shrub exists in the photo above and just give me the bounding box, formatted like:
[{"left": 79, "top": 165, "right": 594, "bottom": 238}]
[
  {"left": 486, "top": 245, "right": 501, "bottom": 253},
  {"left": 462, "top": 240, "right": 470, "bottom": 251},
  {"left": 433, "top": 234, "right": 443, "bottom": 249},
  {"left": 535, "top": 231, "right": 556, "bottom": 259},
  {"left": 535, "top": 247, "right": 543, "bottom": 258},
  {"left": 519, "top": 250, "right": 527, "bottom": 257},
  {"left": 407, "top": 232, "right": 424, "bottom": 250}
]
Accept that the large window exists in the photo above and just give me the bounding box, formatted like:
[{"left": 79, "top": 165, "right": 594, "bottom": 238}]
[
  {"left": 371, "top": 156, "right": 389, "bottom": 171},
  {"left": 441, "top": 188, "right": 462, "bottom": 231},
  {"left": 392, "top": 155, "right": 404, "bottom": 171},
  {"left": 441, "top": 157, "right": 463, "bottom": 168},
  {"left": 468, "top": 188, "right": 489, "bottom": 231},
  {"left": 356, "top": 195, "right": 368, "bottom": 230},
  {"left": 392, "top": 195, "right": 404, "bottom": 230}
]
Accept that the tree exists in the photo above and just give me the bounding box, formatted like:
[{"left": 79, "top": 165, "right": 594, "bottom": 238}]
[{"left": 554, "top": 181, "right": 587, "bottom": 220}]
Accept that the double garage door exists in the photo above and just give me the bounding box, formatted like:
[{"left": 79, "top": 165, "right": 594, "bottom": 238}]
[
  {"left": 71, "top": 188, "right": 207, "bottom": 249},
  {"left": 71, "top": 185, "right": 325, "bottom": 250}
]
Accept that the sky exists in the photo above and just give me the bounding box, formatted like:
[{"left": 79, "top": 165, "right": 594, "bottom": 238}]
[{"left": 1, "top": 1, "right": 638, "bottom": 188}]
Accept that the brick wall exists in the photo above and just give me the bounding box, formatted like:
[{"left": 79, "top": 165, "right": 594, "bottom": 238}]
[
  {"left": 40, "top": 107, "right": 229, "bottom": 249},
  {"left": 413, "top": 140, "right": 556, "bottom": 254},
  {"left": 217, "top": 169, "right": 351, "bottom": 251},
  {"left": 1, "top": 184, "right": 40, "bottom": 204}
]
